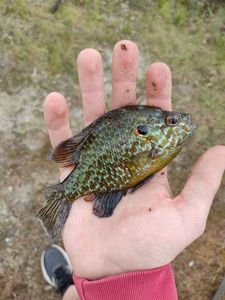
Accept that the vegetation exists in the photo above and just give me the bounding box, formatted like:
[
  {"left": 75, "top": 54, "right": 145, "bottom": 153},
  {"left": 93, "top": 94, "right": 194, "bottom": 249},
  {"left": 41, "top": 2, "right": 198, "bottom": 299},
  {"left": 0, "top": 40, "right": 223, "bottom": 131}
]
[{"left": 0, "top": 1, "right": 225, "bottom": 99}]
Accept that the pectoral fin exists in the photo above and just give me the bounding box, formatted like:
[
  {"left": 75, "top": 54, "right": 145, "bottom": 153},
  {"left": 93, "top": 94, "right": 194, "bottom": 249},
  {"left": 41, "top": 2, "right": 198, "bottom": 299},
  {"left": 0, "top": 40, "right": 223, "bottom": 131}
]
[{"left": 49, "top": 128, "right": 92, "bottom": 167}]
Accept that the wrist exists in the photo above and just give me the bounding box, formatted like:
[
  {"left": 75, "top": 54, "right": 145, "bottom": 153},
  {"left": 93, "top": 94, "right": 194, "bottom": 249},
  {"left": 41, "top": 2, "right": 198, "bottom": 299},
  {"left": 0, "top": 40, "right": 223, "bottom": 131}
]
[{"left": 73, "top": 263, "right": 178, "bottom": 300}]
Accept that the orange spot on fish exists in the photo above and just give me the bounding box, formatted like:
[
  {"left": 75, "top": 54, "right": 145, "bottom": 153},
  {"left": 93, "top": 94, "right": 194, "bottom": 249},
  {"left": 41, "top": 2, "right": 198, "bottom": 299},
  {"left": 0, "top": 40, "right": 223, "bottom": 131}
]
[{"left": 135, "top": 129, "right": 140, "bottom": 137}]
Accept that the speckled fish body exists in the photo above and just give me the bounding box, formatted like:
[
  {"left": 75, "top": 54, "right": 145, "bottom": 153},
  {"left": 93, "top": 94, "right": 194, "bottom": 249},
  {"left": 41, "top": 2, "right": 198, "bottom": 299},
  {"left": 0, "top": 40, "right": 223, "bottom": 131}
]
[
  {"left": 63, "top": 107, "right": 192, "bottom": 195},
  {"left": 36, "top": 105, "right": 196, "bottom": 238}
]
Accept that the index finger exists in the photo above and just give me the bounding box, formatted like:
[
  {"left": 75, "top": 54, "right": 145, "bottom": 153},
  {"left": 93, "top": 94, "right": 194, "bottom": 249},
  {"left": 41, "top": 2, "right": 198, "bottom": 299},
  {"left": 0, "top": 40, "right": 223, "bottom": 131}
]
[
  {"left": 145, "top": 62, "right": 172, "bottom": 185},
  {"left": 146, "top": 62, "right": 172, "bottom": 111}
]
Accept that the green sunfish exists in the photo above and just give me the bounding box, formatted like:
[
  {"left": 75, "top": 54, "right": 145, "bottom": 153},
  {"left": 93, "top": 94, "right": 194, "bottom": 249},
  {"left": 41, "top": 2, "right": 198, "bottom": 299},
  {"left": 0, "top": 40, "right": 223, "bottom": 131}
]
[{"left": 36, "top": 105, "right": 197, "bottom": 238}]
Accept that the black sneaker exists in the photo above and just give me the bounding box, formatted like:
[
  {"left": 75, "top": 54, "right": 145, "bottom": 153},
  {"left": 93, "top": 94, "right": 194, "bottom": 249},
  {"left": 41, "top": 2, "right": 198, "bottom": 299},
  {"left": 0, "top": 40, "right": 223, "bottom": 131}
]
[
  {"left": 213, "top": 275, "right": 225, "bottom": 300},
  {"left": 41, "top": 244, "right": 74, "bottom": 295}
]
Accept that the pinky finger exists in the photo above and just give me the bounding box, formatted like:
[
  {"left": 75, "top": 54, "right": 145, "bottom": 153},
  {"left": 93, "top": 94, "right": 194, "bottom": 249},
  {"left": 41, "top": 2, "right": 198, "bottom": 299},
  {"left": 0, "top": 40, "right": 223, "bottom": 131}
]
[
  {"left": 44, "top": 92, "right": 73, "bottom": 180},
  {"left": 44, "top": 92, "right": 72, "bottom": 148}
]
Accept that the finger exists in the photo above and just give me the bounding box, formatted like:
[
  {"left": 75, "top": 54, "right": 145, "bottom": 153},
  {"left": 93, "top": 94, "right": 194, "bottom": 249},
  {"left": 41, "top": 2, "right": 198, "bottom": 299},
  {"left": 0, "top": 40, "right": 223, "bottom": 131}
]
[
  {"left": 44, "top": 92, "right": 72, "bottom": 148},
  {"left": 146, "top": 62, "right": 172, "bottom": 111},
  {"left": 111, "top": 40, "right": 139, "bottom": 109},
  {"left": 44, "top": 92, "right": 73, "bottom": 180},
  {"left": 180, "top": 146, "right": 225, "bottom": 223},
  {"left": 146, "top": 63, "right": 171, "bottom": 186},
  {"left": 77, "top": 49, "right": 105, "bottom": 125}
]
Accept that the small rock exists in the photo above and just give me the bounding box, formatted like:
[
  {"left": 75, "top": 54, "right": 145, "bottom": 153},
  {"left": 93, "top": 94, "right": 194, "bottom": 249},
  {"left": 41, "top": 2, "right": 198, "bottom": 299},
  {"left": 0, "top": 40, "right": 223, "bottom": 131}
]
[
  {"left": 7, "top": 186, "right": 13, "bottom": 192},
  {"left": 5, "top": 237, "right": 13, "bottom": 246},
  {"left": 188, "top": 260, "right": 195, "bottom": 267}
]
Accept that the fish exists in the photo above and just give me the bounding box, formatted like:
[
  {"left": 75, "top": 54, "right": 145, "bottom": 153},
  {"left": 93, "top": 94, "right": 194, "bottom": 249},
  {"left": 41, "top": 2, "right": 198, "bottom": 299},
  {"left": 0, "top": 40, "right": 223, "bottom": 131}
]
[{"left": 36, "top": 105, "right": 197, "bottom": 238}]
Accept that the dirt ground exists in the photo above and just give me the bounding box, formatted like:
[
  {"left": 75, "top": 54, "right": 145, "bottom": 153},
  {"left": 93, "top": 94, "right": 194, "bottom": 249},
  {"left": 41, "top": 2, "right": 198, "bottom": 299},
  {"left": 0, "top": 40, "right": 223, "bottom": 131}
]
[{"left": 0, "top": 1, "right": 225, "bottom": 299}]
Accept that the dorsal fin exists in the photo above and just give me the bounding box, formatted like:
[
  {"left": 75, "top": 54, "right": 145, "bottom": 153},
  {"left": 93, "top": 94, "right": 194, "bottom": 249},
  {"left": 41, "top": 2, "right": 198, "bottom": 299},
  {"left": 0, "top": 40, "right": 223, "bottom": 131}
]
[{"left": 49, "top": 128, "right": 90, "bottom": 167}]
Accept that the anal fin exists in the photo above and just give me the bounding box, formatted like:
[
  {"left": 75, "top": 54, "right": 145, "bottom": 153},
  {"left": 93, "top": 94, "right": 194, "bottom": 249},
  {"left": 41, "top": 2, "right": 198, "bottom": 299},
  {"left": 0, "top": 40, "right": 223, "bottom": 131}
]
[{"left": 93, "top": 190, "right": 127, "bottom": 218}]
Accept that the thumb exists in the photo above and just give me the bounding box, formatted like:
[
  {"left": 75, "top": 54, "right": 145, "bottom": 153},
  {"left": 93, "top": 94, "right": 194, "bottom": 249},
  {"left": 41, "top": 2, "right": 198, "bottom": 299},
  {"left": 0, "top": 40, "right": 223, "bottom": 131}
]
[{"left": 179, "top": 146, "right": 225, "bottom": 238}]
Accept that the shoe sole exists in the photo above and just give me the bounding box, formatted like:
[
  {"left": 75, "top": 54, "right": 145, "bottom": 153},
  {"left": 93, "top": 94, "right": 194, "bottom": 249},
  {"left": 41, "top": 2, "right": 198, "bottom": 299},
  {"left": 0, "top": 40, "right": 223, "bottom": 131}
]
[{"left": 41, "top": 244, "right": 73, "bottom": 287}]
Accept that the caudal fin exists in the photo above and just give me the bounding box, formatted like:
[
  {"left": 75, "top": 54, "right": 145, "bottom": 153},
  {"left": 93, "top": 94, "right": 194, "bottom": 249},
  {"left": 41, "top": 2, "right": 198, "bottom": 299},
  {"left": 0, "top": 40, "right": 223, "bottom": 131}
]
[{"left": 36, "top": 183, "right": 71, "bottom": 239}]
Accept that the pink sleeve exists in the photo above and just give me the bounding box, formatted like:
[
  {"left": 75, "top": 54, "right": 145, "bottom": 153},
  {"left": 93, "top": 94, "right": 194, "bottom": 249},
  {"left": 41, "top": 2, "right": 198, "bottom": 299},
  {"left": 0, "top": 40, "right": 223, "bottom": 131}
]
[{"left": 73, "top": 263, "right": 178, "bottom": 300}]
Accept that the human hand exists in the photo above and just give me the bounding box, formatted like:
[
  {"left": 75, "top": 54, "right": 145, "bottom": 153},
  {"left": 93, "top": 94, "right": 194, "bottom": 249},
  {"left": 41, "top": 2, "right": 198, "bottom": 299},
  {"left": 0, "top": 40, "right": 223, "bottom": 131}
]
[{"left": 43, "top": 40, "right": 225, "bottom": 280}]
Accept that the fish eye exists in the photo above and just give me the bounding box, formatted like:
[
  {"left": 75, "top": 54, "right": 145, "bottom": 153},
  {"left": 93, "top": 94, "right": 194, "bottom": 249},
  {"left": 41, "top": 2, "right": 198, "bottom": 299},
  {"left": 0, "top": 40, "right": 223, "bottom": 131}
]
[
  {"left": 165, "top": 113, "right": 180, "bottom": 127},
  {"left": 135, "top": 125, "right": 149, "bottom": 136}
]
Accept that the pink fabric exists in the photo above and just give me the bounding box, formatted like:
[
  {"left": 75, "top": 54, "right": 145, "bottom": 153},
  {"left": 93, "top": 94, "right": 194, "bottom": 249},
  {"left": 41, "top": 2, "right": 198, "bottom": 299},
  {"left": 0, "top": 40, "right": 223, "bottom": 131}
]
[{"left": 73, "top": 263, "right": 178, "bottom": 300}]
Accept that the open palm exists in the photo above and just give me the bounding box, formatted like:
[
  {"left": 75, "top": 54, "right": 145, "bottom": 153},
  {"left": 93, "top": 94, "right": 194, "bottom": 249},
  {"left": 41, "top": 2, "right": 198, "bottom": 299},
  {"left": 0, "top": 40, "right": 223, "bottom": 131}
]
[{"left": 43, "top": 40, "right": 225, "bottom": 281}]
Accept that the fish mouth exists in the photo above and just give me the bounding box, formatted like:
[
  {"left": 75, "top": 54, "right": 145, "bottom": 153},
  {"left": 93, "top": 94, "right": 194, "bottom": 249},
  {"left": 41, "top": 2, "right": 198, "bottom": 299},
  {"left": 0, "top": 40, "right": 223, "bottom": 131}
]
[
  {"left": 191, "top": 123, "right": 197, "bottom": 130},
  {"left": 185, "top": 114, "right": 197, "bottom": 132},
  {"left": 189, "top": 122, "right": 197, "bottom": 131}
]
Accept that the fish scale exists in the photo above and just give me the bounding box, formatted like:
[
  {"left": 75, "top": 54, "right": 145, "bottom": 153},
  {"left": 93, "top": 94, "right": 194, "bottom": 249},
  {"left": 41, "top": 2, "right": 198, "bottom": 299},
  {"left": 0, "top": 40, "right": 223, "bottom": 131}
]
[{"left": 36, "top": 105, "right": 196, "bottom": 238}]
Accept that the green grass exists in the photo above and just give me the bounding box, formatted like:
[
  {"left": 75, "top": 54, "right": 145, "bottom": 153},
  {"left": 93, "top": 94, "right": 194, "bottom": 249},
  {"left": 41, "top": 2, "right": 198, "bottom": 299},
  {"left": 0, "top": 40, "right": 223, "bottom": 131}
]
[
  {"left": 1, "top": 1, "right": 224, "bottom": 92},
  {"left": 1, "top": 0, "right": 224, "bottom": 146},
  {"left": 0, "top": 0, "right": 224, "bottom": 157}
]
